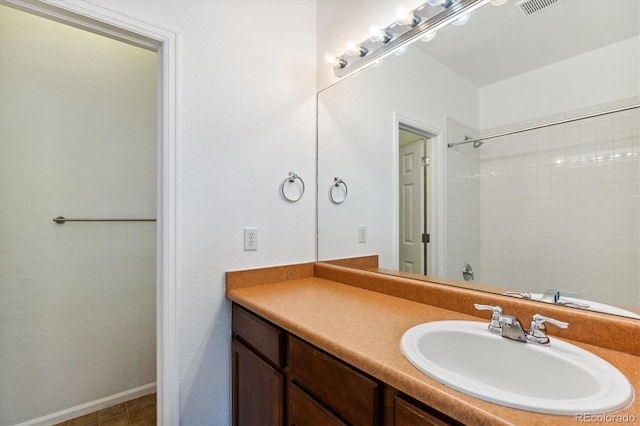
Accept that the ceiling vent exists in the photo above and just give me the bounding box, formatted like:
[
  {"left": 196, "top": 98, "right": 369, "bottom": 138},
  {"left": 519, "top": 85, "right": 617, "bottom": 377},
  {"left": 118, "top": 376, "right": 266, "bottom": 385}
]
[{"left": 515, "top": 0, "right": 560, "bottom": 17}]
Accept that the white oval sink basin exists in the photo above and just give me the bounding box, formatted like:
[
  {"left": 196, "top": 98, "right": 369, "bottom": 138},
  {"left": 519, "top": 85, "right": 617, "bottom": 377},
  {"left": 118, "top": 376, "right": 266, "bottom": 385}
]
[{"left": 401, "top": 321, "right": 634, "bottom": 415}]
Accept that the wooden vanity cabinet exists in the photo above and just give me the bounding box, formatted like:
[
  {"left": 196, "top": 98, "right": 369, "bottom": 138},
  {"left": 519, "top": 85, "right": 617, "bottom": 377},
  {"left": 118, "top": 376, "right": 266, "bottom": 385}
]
[
  {"left": 288, "top": 335, "right": 382, "bottom": 425},
  {"left": 232, "top": 304, "right": 286, "bottom": 426},
  {"left": 232, "top": 338, "right": 284, "bottom": 425},
  {"left": 393, "top": 393, "right": 463, "bottom": 426},
  {"left": 231, "top": 303, "right": 459, "bottom": 426},
  {"left": 287, "top": 381, "right": 346, "bottom": 426}
]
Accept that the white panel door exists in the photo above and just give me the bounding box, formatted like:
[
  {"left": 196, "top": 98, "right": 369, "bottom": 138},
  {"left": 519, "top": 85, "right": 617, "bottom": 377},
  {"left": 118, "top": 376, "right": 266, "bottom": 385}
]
[{"left": 399, "top": 140, "right": 425, "bottom": 274}]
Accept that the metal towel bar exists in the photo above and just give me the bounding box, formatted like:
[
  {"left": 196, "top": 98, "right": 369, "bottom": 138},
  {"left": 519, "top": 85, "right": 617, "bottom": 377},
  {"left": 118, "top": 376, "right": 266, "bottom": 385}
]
[{"left": 53, "top": 216, "right": 156, "bottom": 224}]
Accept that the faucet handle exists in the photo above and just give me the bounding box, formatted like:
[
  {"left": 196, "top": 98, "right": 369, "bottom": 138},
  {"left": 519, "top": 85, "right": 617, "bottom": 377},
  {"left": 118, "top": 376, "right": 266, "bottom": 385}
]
[
  {"left": 527, "top": 314, "right": 569, "bottom": 345},
  {"left": 556, "top": 298, "right": 590, "bottom": 309},
  {"left": 474, "top": 304, "right": 502, "bottom": 316},
  {"left": 531, "top": 314, "right": 569, "bottom": 329},
  {"left": 504, "top": 291, "right": 532, "bottom": 299},
  {"left": 474, "top": 304, "right": 503, "bottom": 335}
]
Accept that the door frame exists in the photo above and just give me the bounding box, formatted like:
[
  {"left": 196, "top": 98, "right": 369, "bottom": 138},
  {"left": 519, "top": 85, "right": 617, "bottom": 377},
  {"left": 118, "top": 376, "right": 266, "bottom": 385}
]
[
  {"left": 1, "top": 0, "right": 179, "bottom": 423},
  {"left": 393, "top": 113, "right": 445, "bottom": 278}
]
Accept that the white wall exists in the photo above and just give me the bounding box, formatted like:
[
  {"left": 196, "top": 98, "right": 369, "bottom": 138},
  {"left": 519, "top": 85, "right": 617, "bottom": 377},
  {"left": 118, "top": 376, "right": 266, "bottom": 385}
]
[
  {"left": 317, "top": 45, "right": 478, "bottom": 268},
  {"left": 480, "top": 36, "right": 640, "bottom": 129},
  {"left": 84, "top": 1, "right": 317, "bottom": 424},
  {"left": 0, "top": 5, "right": 157, "bottom": 424}
]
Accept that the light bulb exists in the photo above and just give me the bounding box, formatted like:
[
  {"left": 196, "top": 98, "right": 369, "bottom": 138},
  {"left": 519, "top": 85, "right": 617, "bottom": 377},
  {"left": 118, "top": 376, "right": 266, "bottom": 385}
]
[
  {"left": 324, "top": 54, "right": 346, "bottom": 69},
  {"left": 396, "top": 6, "right": 421, "bottom": 27},
  {"left": 452, "top": 11, "right": 471, "bottom": 26},
  {"left": 396, "top": 6, "right": 409, "bottom": 20},
  {"left": 421, "top": 30, "right": 437, "bottom": 42},
  {"left": 490, "top": 0, "right": 508, "bottom": 5},
  {"left": 345, "top": 41, "right": 368, "bottom": 57},
  {"left": 324, "top": 54, "right": 337, "bottom": 64},
  {"left": 368, "top": 23, "right": 382, "bottom": 40},
  {"left": 368, "top": 23, "right": 392, "bottom": 43}
]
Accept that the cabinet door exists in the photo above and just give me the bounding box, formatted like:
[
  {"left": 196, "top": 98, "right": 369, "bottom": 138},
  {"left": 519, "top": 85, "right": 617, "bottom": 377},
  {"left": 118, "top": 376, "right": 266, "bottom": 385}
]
[
  {"left": 394, "top": 394, "right": 462, "bottom": 426},
  {"left": 232, "top": 337, "right": 284, "bottom": 426},
  {"left": 288, "top": 381, "right": 346, "bottom": 426}
]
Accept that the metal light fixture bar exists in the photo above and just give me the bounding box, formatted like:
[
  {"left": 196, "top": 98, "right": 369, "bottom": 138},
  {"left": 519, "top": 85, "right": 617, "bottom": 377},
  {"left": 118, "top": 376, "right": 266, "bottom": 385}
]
[{"left": 333, "top": 0, "right": 491, "bottom": 79}]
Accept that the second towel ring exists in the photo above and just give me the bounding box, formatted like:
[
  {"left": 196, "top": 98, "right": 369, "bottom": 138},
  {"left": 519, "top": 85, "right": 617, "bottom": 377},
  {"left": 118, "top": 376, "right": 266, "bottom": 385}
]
[
  {"left": 281, "top": 172, "right": 305, "bottom": 202},
  {"left": 329, "top": 177, "right": 348, "bottom": 204}
]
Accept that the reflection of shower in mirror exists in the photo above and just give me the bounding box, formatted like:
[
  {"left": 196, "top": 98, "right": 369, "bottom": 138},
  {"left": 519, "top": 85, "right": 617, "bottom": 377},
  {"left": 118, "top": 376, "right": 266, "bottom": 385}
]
[
  {"left": 316, "top": 0, "right": 640, "bottom": 319},
  {"left": 464, "top": 135, "right": 484, "bottom": 149},
  {"left": 462, "top": 263, "right": 475, "bottom": 281}
]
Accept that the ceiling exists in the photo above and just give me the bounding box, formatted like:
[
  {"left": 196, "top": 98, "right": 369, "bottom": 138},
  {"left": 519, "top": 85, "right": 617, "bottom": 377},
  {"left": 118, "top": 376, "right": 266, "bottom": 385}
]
[{"left": 416, "top": 0, "right": 640, "bottom": 87}]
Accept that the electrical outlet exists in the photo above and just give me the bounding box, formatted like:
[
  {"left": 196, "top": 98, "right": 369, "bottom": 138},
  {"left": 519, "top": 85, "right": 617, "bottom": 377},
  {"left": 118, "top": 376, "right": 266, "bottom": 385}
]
[
  {"left": 358, "top": 225, "right": 367, "bottom": 243},
  {"left": 244, "top": 227, "right": 257, "bottom": 251}
]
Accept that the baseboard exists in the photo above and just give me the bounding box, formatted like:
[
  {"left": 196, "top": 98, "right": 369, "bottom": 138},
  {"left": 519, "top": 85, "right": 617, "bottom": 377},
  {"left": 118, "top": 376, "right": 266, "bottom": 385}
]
[{"left": 14, "top": 382, "right": 157, "bottom": 426}]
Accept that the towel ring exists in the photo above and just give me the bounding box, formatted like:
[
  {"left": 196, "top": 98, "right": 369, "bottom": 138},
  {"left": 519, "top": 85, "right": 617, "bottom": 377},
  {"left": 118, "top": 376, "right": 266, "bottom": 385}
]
[
  {"left": 281, "top": 172, "right": 305, "bottom": 202},
  {"left": 329, "top": 177, "right": 348, "bottom": 204}
]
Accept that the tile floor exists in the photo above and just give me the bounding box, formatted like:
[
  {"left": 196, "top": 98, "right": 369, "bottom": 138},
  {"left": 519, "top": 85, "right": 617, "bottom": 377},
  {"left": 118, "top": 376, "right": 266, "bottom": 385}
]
[{"left": 54, "top": 393, "right": 156, "bottom": 426}]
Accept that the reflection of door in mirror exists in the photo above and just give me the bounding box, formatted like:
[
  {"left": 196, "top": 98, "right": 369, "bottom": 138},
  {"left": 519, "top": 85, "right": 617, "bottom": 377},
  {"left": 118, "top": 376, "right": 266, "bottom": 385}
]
[
  {"left": 317, "top": 0, "right": 640, "bottom": 319},
  {"left": 399, "top": 129, "right": 428, "bottom": 275}
]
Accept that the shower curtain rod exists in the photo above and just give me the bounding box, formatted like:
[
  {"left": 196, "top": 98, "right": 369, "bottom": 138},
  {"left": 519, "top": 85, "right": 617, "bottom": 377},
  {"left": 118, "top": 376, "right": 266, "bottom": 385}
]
[{"left": 447, "top": 104, "right": 640, "bottom": 148}]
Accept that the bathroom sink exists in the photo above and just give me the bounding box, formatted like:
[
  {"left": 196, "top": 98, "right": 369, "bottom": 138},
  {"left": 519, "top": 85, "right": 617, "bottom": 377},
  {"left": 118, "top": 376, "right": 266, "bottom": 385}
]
[{"left": 400, "top": 321, "right": 634, "bottom": 415}]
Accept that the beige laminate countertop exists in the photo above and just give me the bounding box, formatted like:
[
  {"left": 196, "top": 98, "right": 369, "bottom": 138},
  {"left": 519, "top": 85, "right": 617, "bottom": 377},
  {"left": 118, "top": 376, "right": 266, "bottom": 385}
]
[{"left": 227, "top": 275, "right": 640, "bottom": 426}]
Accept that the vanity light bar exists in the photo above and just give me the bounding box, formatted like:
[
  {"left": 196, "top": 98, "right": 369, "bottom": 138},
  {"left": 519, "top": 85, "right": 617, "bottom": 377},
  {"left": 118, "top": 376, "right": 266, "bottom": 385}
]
[{"left": 332, "top": 0, "right": 491, "bottom": 79}]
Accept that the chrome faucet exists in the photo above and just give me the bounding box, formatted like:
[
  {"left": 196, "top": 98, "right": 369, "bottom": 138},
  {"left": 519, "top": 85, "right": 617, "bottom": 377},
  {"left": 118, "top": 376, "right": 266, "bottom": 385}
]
[
  {"left": 540, "top": 289, "right": 590, "bottom": 309},
  {"left": 540, "top": 289, "right": 561, "bottom": 303},
  {"left": 474, "top": 304, "right": 569, "bottom": 345},
  {"left": 504, "top": 289, "right": 590, "bottom": 309}
]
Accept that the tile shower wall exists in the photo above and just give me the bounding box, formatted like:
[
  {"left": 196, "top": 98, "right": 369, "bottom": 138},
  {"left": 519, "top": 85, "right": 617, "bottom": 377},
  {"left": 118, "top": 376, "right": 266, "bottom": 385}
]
[
  {"left": 477, "top": 98, "right": 639, "bottom": 309},
  {"left": 446, "top": 117, "right": 482, "bottom": 283}
]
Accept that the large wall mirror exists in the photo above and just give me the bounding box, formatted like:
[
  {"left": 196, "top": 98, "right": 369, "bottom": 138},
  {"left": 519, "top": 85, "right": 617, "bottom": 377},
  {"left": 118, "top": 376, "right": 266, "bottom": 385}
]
[{"left": 317, "top": 0, "right": 640, "bottom": 319}]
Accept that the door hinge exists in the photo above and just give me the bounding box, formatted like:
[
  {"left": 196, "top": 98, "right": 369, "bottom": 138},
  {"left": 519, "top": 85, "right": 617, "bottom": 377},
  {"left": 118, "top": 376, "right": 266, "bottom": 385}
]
[
  {"left": 421, "top": 156, "right": 430, "bottom": 167},
  {"left": 422, "top": 233, "right": 430, "bottom": 243}
]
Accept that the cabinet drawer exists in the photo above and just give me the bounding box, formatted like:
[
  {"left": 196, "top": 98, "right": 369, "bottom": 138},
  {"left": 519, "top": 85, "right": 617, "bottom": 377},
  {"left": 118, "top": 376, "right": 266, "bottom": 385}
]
[
  {"left": 288, "top": 381, "right": 346, "bottom": 426},
  {"left": 232, "top": 303, "right": 284, "bottom": 367},
  {"left": 288, "top": 335, "right": 380, "bottom": 425},
  {"left": 394, "top": 394, "right": 462, "bottom": 426}
]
